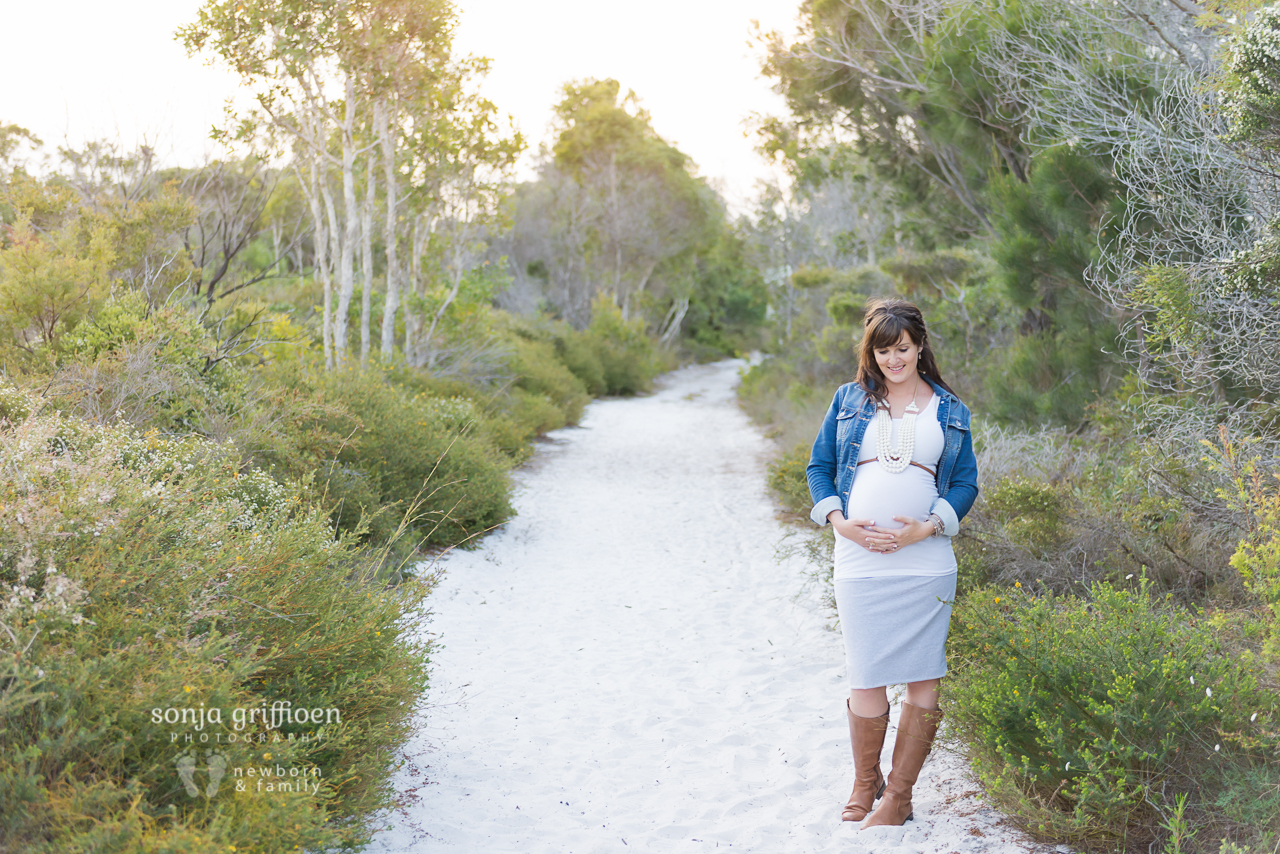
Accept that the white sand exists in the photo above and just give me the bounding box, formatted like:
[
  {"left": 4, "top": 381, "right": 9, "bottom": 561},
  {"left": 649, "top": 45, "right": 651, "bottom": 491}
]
[{"left": 368, "top": 359, "right": 1052, "bottom": 854}]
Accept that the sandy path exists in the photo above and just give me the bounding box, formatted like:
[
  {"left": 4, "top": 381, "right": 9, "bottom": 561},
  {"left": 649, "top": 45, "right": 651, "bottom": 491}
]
[{"left": 367, "top": 359, "right": 1049, "bottom": 854}]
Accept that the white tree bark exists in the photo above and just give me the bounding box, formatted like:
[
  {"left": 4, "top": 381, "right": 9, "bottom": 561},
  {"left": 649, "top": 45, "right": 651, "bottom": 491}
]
[
  {"left": 361, "top": 153, "right": 375, "bottom": 364},
  {"left": 306, "top": 156, "right": 333, "bottom": 371},
  {"left": 320, "top": 172, "right": 343, "bottom": 364},
  {"left": 659, "top": 296, "right": 690, "bottom": 345},
  {"left": 404, "top": 216, "right": 427, "bottom": 366},
  {"left": 333, "top": 72, "right": 359, "bottom": 368},
  {"left": 378, "top": 98, "right": 401, "bottom": 358}
]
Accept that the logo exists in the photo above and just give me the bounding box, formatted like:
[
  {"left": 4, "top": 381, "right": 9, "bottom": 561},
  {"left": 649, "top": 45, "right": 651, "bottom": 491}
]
[
  {"left": 175, "top": 747, "right": 229, "bottom": 798},
  {"left": 173, "top": 748, "right": 323, "bottom": 797}
]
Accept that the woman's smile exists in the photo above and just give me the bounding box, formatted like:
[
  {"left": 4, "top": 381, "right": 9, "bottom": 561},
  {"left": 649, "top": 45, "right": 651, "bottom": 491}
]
[{"left": 874, "top": 332, "right": 921, "bottom": 384}]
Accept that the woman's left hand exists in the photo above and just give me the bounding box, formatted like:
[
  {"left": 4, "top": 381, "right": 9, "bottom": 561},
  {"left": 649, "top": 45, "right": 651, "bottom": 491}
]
[{"left": 866, "top": 517, "right": 933, "bottom": 554}]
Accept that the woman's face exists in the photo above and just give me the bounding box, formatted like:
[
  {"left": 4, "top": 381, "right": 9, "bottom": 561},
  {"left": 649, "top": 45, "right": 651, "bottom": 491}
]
[{"left": 874, "top": 331, "right": 921, "bottom": 387}]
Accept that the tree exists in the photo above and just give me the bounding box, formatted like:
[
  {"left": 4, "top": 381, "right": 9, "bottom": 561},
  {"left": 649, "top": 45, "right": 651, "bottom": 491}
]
[
  {"left": 0, "top": 169, "right": 197, "bottom": 358},
  {"left": 499, "top": 79, "right": 720, "bottom": 338},
  {"left": 173, "top": 158, "right": 299, "bottom": 307},
  {"left": 0, "top": 122, "right": 41, "bottom": 191},
  {"left": 181, "top": 0, "right": 518, "bottom": 369},
  {"left": 757, "top": 0, "right": 1202, "bottom": 422}
]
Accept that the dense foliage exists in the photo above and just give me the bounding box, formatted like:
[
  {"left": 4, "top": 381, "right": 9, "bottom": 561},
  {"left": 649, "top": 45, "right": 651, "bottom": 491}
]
[
  {"left": 948, "top": 581, "right": 1278, "bottom": 848},
  {"left": 0, "top": 395, "right": 430, "bottom": 851},
  {"left": 0, "top": 0, "right": 755, "bottom": 846},
  {"left": 749, "top": 0, "right": 1280, "bottom": 850},
  {"left": 16, "top": 0, "right": 1280, "bottom": 848},
  {"left": 497, "top": 80, "right": 768, "bottom": 356}
]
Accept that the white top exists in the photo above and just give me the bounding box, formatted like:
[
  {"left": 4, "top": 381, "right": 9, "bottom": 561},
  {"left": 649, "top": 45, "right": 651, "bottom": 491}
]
[{"left": 833, "top": 393, "right": 958, "bottom": 579}]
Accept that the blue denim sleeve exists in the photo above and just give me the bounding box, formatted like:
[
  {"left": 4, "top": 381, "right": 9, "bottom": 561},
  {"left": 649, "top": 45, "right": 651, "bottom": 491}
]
[
  {"left": 806, "top": 390, "right": 843, "bottom": 526},
  {"left": 940, "top": 426, "right": 979, "bottom": 529}
]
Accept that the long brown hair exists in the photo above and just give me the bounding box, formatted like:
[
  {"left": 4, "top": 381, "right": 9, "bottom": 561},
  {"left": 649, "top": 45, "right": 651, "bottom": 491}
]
[{"left": 856, "top": 298, "right": 954, "bottom": 404}]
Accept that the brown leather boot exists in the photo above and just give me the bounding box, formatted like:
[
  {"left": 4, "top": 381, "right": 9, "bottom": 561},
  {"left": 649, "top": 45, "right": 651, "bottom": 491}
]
[
  {"left": 841, "top": 699, "right": 889, "bottom": 821},
  {"left": 861, "top": 701, "right": 943, "bottom": 828}
]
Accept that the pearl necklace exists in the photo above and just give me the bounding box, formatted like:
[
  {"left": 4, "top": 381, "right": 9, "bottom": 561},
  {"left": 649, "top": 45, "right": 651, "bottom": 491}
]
[{"left": 875, "top": 376, "right": 920, "bottom": 474}]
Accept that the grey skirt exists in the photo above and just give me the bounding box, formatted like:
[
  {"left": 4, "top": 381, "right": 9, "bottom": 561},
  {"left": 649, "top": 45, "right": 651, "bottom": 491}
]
[{"left": 834, "top": 572, "right": 957, "bottom": 690}]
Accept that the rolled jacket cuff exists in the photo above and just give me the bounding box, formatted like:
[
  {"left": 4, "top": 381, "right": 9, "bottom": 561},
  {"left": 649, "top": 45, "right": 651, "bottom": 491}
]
[
  {"left": 929, "top": 497, "right": 960, "bottom": 537},
  {"left": 810, "top": 495, "right": 844, "bottom": 527}
]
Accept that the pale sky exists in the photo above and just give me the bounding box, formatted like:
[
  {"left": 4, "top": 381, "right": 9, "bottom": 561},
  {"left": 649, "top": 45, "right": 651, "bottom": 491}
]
[{"left": 3, "top": 1, "right": 802, "bottom": 212}]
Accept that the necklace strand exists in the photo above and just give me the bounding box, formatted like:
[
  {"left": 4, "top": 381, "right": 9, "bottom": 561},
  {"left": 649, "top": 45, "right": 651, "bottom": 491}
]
[{"left": 875, "top": 375, "right": 920, "bottom": 474}]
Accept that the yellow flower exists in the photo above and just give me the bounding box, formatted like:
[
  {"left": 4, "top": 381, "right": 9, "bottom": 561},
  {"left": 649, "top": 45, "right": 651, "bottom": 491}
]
[
  {"left": 994, "top": 597, "right": 1001, "bottom": 604},
  {"left": 1015, "top": 581, "right": 1022, "bottom": 588},
  {"left": 184, "top": 685, "right": 193, "bottom": 693},
  {"left": 264, "top": 752, "right": 272, "bottom": 760}
]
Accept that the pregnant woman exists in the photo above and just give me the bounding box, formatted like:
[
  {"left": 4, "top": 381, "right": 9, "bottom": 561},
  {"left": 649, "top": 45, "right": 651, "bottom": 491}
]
[{"left": 806, "top": 299, "right": 978, "bottom": 829}]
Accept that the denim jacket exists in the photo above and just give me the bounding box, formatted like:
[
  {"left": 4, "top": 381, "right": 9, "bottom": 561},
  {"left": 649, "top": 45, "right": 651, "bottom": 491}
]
[{"left": 805, "top": 376, "right": 979, "bottom": 535}]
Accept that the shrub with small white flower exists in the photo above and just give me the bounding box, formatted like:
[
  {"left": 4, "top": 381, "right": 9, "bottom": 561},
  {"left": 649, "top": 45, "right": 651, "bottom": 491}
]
[
  {"left": 1223, "top": 5, "right": 1280, "bottom": 151},
  {"left": 0, "top": 408, "right": 434, "bottom": 851},
  {"left": 0, "top": 382, "right": 34, "bottom": 423},
  {"left": 109, "top": 429, "right": 291, "bottom": 529},
  {"left": 415, "top": 394, "right": 481, "bottom": 431}
]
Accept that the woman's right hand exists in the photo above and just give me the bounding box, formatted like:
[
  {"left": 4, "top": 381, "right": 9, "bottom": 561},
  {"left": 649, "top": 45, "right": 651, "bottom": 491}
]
[{"left": 828, "top": 511, "right": 896, "bottom": 551}]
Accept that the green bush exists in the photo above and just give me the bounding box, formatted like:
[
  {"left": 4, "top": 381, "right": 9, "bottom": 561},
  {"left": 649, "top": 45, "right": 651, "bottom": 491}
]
[
  {"left": 586, "top": 296, "right": 661, "bottom": 395},
  {"left": 982, "top": 476, "right": 1070, "bottom": 556},
  {"left": 253, "top": 361, "right": 515, "bottom": 548},
  {"left": 549, "top": 324, "right": 608, "bottom": 396},
  {"left": 1221, "top": 455, "right": 1280, "bottom": 660},
  {"left": 495, "top": 314, "right": 610, "bottom": 397},
  {"left": 939, "top": 415, "right": 1239, "bottom": 599},
  {"left": 946, "top": 580, "right": 1280, "bottom": 850},
  {"left": 680, "top": 330, "right": 738, "bottom": 364},
  {"left": 736, "top": 352, "right": 849, "bottom": 452},
  {"left": 0, "top": 408, "right": 431, "bottom": 852},
  {"left": 510, "top": 336, "right": 589, "bottom": 425},
  {"left": 312, "top": 368, "right": 513, "bottom": 548},
  {"left": 53, "top": 295, "right": 256, "bottom": 437},
  {"left": 485, "top": 310, "right": 667, "bottom": 447},
  {"left": 0, "top": 383, "right": 34, "bottom": 423},
  {"left": 508, "top": 388, "right": 566, "bottom": 437},
  {"left": 768, "top": 442, "right": 814, "bottom": 517},
  {"left": 381, "top": 363, "right": 537, "bottom": 463}
]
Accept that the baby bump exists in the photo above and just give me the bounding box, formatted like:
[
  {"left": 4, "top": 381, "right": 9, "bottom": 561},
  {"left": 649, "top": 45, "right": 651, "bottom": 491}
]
[{"left": 844, "top": 466, "right": 938, "bottom": 526}]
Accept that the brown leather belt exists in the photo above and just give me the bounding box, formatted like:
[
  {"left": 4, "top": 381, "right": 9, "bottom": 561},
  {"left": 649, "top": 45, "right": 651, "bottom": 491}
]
[{"left": 856, "top": 458, "right": 936, "bottom": 478}]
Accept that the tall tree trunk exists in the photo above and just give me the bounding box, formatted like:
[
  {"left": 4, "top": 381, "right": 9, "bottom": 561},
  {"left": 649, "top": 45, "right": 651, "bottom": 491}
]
[
  {"left": 404, "top": 217, "right": 425, "bottom": 366},
  {"left": 378, "top": 98, "right": 400, "bottom": 358},
  {"left": 320, "top": 176, "right": 342, "bottom": 367},
  {"left": 610, "top": 152, "right": 624, "bottom": 317},
  {"left": 271, "top": 221, "right": 282, "bottom": 274},
  {"left": 334, "top": 72, "right": 359, "bottom": 368},
  {"left": 634, "top": 261, "right": 657, "bottom": 298},
  {"left": 360, "top": 154, "right": 375, "bottom": 364},
  {"left": 307, "top": 157, "right": 333, "bottom": 371},
  {"left": 659, "top": 296, "right": 690, "bottom": 345},
  {"left": 296, "top": 64, "right": 336, "bottom": 369}
]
